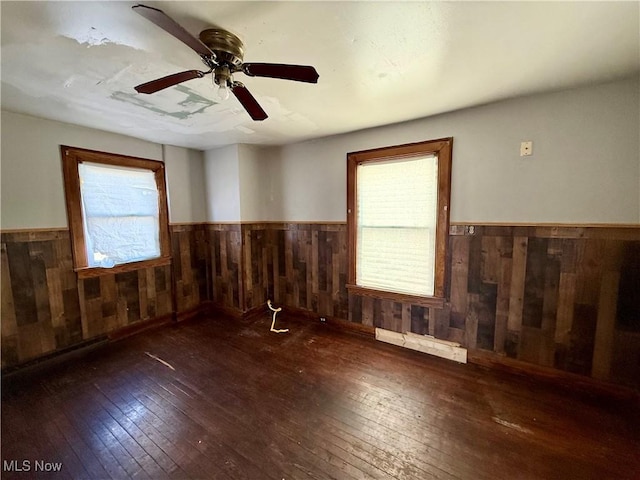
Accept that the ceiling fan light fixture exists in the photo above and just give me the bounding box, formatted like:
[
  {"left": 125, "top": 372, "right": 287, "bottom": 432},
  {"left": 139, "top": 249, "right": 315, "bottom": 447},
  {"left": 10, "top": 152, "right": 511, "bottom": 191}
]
[
  {"left": 213, "top": 66, "right": 232, "bottom": 102},
  {"left": 216, "top": 82, "right": 230, "bottom": 102}
]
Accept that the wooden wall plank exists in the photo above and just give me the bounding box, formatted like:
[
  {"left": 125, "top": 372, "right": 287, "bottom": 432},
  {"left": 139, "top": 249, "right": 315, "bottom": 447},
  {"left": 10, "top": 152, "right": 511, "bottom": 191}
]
[
  {"left": 522, "top": 237, "right": 547, "bottom": 328},
  {"left": 46, "top": 268, "right": 65, "bottom": 331},
  {"left": 555, "top": 273, "right": 576, "bottom": 345},
  {"left": 592, "top": 271, "right": 620, "bottom": 380},
  {"left": 494, "top": 257, "right": 512, "bottom": 353},
  {"left": 465, "top": 294, "right": 479, "bottom": 350},
  {"left": 481, "top": 236, "right": 500, "bottom": 284},
  {"left": 6, "top": 242, "right": 38, "bottom": 326},
  {"left": 1, "top": 243, "right": 18, "bottom": 338},
  {"left": 507, "top": 236, "right": 528, "bottom": 334},
  {"left": 450, "top": 236, "right": 469, "bottom": 329}
]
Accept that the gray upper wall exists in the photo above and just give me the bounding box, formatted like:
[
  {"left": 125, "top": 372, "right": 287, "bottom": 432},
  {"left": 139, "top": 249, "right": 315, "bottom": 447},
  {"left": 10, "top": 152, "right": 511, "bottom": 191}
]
[
  {"left": 265, "top": 75, "right": 639, "bottom": 224},
  {"left": 2, "top": 75, "right": 639, "bottom": 228},
  {"left": 0, "top": 111, "right": 206, "bottom": 229}
]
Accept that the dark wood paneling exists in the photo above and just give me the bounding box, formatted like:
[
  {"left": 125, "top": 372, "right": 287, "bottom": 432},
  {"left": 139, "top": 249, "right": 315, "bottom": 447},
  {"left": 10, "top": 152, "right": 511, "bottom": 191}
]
[
  {"left": 448, "top": 226, "right": 640, "bottom": 389},
  {"left": 242, "top": 224, "right": 348, "bottom": 318},
  {"left": 79, "top": 265, "right": 172, "bottom": 340},
  {"left": 1, "top": 231, "right": 82, "bottom": 367},
  {"left": 3, "top": 224, "right": 639, "bottom": 391},
  {"left": 170, "top": 224, "right": 210, "bottom": 315},
  {"left": 207, "top": 224, "right": 242, "bottom": 312},
  {"left": 1, "top": 226, "right": 198, "bottom": 369}
]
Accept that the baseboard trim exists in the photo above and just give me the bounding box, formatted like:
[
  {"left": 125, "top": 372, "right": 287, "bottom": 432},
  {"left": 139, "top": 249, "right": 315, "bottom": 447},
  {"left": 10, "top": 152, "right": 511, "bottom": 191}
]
[
  {"left": 176, "top": 302, "right": 215, "bottom": 322},
  {"left": 108, "top": 314, "right": 174, "bottom": 341},
  {"left": 1, "top": 336, "right": 109, "bottom": 381},
  {"left": 209, "top": 303, "right": 244, "bottom": 319},
  {"left": 243, "top": 305, "right": 268, "bottom": 321},
  {"left": 272, "top": 305, "right": 376, "bottom": 337},
  {"left": 468, "top": 349, "right": 639, "bottom": 403}
]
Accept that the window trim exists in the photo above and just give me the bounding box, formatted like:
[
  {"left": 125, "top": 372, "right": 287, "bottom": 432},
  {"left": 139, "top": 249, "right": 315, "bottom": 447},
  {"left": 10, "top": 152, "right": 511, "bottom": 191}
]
[
  {"left": 346, "top": 137, "right": 453, "bottom": 308},
  {"left": 61, "top": 146, "right": 171, "bottom": 279}
]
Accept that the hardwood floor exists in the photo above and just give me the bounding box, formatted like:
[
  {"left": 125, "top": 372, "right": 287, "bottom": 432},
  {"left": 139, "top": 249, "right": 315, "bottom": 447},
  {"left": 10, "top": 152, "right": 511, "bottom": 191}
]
[{"left": 2, "top": 313, "right": 639, "bottom": 480}]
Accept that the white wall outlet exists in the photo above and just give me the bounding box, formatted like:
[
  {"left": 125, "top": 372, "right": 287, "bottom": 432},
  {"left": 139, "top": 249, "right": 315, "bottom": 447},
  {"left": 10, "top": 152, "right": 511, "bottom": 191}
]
[{"left": 520, "top": 141, "right": 533, "bottom": 156}]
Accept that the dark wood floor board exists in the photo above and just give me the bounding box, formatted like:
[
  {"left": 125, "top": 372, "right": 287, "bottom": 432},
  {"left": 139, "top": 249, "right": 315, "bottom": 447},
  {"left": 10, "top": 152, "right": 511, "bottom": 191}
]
[
  {"left": 292, "top": 321, "right": 634, "bottom": 442},
  {"left": 67, "top": 386, "right": 171, "bottom": 479},
  {"left": 1, "top": 403, "right": 75, "bottom": 480},
  {"left": 90, "top": 379, "right": 223, "bottom": 479},
  {"left": 187, "top": 322, "right": 523, "bottom": 477},
  {"left": 3, "top": 386, "right": 90, "bottom": 479},
  {"left": 133, "top": 332, "right": 367, "bottom": 480},
  {"left": 114, "top": 390, "right": 231, "bottom": 480},
  {"left": 96, "top": 369, "right": 236, "bottom": 480},
  {"left": 88, "top": 383, "right": 192, "bottom": 479},
  {"left": 300, "top": 334, "right": 637, "bottom": 476},
  {"left": 59, "top": 400, "right": 141, "bottom": 480},
  {"left": 159, "top": 319, "right": 608, "bottom": 479},
  {"left": 114, "top": 365, "right": 293, "bottom": 480},
  {"left": 189, "top": 318, "right": 640, "bottom": 478},
  {"left": 131, "top": 329, "right": 409, "bottom": 480},
  {"left": 131, "top": 365, "right": 354, "bottom": 480},
  {"left": 40, "top": 415, "right": 93, "bottom": 479},
  {"left": 162, "top": 326, "right": 448, "bottom": 477},
  {"left": 314, "top": 418, "right": 451, "bottom": 480},
  {"left": 67, "top": 394, "right": 152, "bottom": 479},
  {"left": 49, "top": 404, "right": 122, "bottom": 479},
  {"left": 3, "top": 314, "right": 640, "bottom": 480},
  {"left": 158, "top": 324, "right": 496, "bottom": 480},
  {"left": 164, "top": 370, "right": 364, "bottom": 479},
  {"left": 318, "top": 414, "right": 456, "bottom": 480}
]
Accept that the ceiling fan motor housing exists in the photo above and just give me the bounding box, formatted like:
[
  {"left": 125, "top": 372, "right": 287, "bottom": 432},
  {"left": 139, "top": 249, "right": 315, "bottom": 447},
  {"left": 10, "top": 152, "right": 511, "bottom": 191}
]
[{"left": 199, "top": 28, "right": 245, "bottom": 67}]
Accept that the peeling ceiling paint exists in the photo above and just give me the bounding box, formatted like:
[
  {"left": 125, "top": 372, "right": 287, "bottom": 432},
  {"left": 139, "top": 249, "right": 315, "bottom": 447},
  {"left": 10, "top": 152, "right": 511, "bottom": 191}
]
[
  {"left": 1, "top": 1, "right": 638, "bottom": 150},
  {"left": 112, "top": 85, "right": 217, "bottom": 120}
]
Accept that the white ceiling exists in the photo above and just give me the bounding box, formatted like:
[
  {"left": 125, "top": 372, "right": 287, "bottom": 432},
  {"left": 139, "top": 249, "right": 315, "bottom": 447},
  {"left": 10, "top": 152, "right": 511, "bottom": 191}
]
[{"left": 1, "top": 1, "right": 638, "bottom": 151}]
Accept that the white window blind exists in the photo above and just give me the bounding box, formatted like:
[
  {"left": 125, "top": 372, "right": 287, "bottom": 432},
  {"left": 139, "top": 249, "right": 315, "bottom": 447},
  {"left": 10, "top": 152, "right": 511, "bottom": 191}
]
[
  {"left": 78, "top": 162, "right": 161, "bottom": 268},
  {"left": 356, "top": 155, "right": 438, "bottom": 296}
]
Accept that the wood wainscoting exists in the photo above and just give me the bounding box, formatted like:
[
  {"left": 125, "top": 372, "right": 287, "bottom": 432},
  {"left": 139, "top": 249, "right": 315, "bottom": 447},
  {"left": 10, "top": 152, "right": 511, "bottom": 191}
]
[
  {"left": 3, "top": 222, "right": 639, "bottom": 392},
  {"left": 1, "top": 226, "right": 206, "bottom": 369},
  {"left": 241, "top": 223, "right": 348, "bottom": 317},
  {"left": 226, "top": 221, "right": 640, "bottom": 390},
  {"left": 273, "top": 223, "right": 639, "bottom": 391},
  {"left": 445, "top": 225, "right": 640, "bottom": 389}
]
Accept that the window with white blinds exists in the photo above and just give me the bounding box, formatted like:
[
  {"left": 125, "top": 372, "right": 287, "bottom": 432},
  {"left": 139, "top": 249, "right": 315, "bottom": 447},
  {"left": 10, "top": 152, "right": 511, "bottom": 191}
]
[
  {"left": 347, "top": 138, "right": 452, "bottom": 304},
  {"left": 79, "top": 162, "right": 161, "bottom": 268},
  {"left": 356, "top": 156, "right": 438, "bottom": 296}
]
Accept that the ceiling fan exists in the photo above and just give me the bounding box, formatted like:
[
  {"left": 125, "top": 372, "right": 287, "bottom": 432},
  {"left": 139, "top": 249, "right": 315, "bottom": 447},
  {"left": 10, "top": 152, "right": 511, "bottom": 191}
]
[{"left": 132, "top": 4, "right": 319, "bottom": 121}]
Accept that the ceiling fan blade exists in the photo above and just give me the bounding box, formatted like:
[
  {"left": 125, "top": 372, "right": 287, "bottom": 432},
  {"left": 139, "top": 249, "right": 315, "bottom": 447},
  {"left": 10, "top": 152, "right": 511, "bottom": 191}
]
[
  {"left": 242, "top": 63, "right": 319, "bottom": 83},
  {"left": 231, "top": 83, "right": 268, "bottom": 121},
  {"left": 135, "top": 70, "right": 205, "bottom": 94},
  {"left": 132, "top": 4, "right": 213, "bottom": 58}
]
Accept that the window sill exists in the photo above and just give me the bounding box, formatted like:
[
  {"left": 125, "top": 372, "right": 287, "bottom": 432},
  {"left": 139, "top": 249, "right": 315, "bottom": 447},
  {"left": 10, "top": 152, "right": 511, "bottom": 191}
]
[
  {"left": 346, "top": 284, "right": 445, "bottom": 308},
  {"left": 75, "top": 256, "right": 172, "bottom": 279}
]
